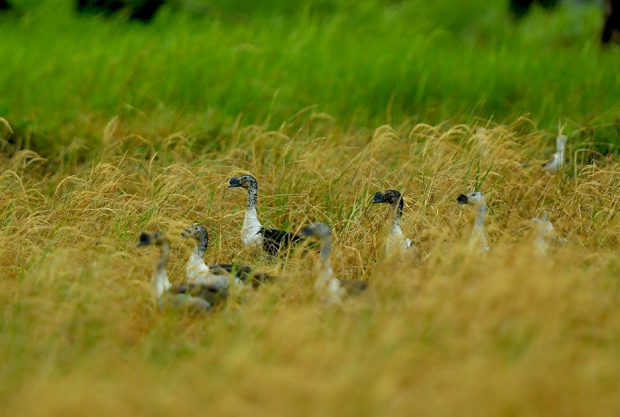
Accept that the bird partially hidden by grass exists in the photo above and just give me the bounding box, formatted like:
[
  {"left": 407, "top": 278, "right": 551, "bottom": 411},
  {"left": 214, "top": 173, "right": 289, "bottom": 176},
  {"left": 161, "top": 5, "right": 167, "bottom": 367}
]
[
  {"left": 371, "top": 190, "right": 417, "bottom": 261},
  {"left": 228, "top": 174, "right": 304, "bottom": 256},
  {"left": 300, "top": 222, "right": 367, "bottom": 304},
  {"left": 181, "top": 224, "right": 277, "bottom": 289},
  {"left": 542, "top": 134, "right": 567, "bottom": 174},
  {"left": 456, "top": 191, "right": 490, "bottom": 254},
  {"left": 137, "top": 231, "right": 227, "bottom": 314}
]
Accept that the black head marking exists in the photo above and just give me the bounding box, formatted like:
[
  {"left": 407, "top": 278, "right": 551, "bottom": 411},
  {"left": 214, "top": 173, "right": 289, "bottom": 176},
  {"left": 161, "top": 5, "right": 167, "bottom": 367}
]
[
  {"left": 228, "top": 175, "right": 258, "bottom": 190},
  {"left": 137, "top": 232, "right": 152, "bottom": 247}
]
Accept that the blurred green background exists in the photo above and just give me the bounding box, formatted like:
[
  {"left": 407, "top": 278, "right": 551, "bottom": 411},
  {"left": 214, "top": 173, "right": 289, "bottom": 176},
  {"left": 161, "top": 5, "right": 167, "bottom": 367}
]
[{"left": 1, "top": 0, "right": 619, "bottom": 155}]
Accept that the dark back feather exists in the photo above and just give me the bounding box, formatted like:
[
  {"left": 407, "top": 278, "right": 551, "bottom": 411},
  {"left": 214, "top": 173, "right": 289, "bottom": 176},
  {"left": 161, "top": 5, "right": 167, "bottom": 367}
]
[
  {"left": 261, "top": 227, "right": 304, "bottom": 256},
  {"left": 339, "top": 279, "right": 368, "bottom": 297},
  {"left": 168, "top": 283, "right": 228, "bottom": 307}
]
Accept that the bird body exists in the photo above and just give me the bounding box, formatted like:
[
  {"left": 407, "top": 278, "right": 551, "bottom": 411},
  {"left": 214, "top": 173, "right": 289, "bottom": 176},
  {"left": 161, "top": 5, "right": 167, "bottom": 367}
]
[
  {"left": 182, "top": 224, "right": 276, "bottom": 289},
  {"left": 229, "top": 175, "right": 303, "bottom": 255},
  {"left": 531, "top": 212, "right": 566, "bottom": 256},
  {"left": 372, "top": 190, "right": 416, "bottom": 260},
  {"left": 182, "top": 225, "right": 232, "bottom": 290},
  {"left": 532, "top": 213, "right": 554, "bottom": 257},
  {"left": 242, "top": 207, "right": 263, "bottom": 247},
  {"left": 542, "top": 134, "right": 567, "bottom": 174},
  {"left": 137, "top": 231, "right": 227, "bottom": 314},
  {"left": 457, "top": 191, "right": 490, "bottom": 254},
  {"left": 300, "top": 222, "right": 368, "bottom": 304}
]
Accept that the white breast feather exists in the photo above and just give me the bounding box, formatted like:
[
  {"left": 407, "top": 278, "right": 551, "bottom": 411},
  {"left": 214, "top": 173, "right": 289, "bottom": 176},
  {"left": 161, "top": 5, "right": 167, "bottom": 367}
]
[
  {"left": 186, "top": 253, "right": 229, "bottom": 288},
  {"left": 242, "top": 208, "right": 263, "bottom": 247}
]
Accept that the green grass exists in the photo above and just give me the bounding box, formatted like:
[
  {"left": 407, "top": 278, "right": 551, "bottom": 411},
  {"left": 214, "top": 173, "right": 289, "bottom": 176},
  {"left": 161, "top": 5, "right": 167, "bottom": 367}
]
[
  {"left": 4, "top": 3, "right": 620, "bottom": 415},
  {"left": 1, "top": 0, "right": 620, "bottom": 159}
]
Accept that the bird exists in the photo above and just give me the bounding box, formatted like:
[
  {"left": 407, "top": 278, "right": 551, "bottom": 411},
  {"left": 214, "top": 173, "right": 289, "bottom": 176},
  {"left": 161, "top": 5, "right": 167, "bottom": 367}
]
[
  {"left": 542, "top": 134, "right": 567, "bottom": 174},
  {"left": 299, "top": 222, "right": 368, "bottom": 304},
  {"left": 531, "top": 212, "right": 555, "bottom": 257},
  {"left": 181, "top": 224, "right": 276, "bottom": 288},
  {"left": 456, "top": 191, "right": 490, "bottom": 254},
  {"left": 136, "top": 231, "right": 227, "bottom": 314},
  {"left": 371, "top": 190, "right": 417, "bottom": 259},
  {"left": 531, "top": 212, "right": 567, "bottom": 255},
  {"left": 228, "top": 174, "right": 303, "bottom": 256}
]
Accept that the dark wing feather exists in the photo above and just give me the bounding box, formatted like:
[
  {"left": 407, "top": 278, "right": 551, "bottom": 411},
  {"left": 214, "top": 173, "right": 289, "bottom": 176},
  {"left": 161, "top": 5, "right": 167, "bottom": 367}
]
[
  {"left": 260, "top": 227, "right": 304, "bottom": 256},
  {"left": 208, "top": 262, "right": 252, "bottom": 281},
  {"left": 246, "top": 271, "right": 278, "bottom": 288},
  {"left": 207, "top": 263, "right": 234, "bottom": 274},
  {"left": 209, "top": 261, "right": 277, "bottom": 288},
  {"left": 169, "top": 283, "right": 228, "bottom": 307},
  {"left": 339, "top": 279, "right": 368, "bottom": 297}
]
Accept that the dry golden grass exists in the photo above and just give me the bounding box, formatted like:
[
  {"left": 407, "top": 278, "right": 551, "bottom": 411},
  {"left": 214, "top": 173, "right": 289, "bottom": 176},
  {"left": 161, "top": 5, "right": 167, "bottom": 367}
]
[{"left": 2, "top": 117, "right": 620, "bottom": 416}]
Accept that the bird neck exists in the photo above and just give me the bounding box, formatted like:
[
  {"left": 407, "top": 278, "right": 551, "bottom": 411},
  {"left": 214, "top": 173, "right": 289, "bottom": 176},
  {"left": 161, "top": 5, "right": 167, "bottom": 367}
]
[
  {"left": 193, "top": 235, "right": 208, "bottom": 258},
  {"left": 473, "top": 201, "right": 487, "bottom": 231},
  {"left": 471, "top": 201, "right": 489, "bottom": 253},
  {"left": 391, "top": 198, "right": 404, "bottom": 229},
  {"left": 246, "top": 184, "right": 258, "bottom": 211},
  {"left": 556, "top": 138, "right": 566, "bottom": 162},
  {"left": 318, "top": 236, "right": 334, "bottom": 282},
  {"left": 152, "top": 242, "right": 172, "bottom": 300}
]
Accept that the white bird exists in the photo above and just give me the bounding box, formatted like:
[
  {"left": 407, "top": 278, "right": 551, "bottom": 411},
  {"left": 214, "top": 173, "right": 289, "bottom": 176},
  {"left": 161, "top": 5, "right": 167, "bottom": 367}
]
[
  {"left": 228, "top": 175, "right": 303, "bottom": 255},
  {"left": 531, "top": 212, "right": 555, "bottom": 257},
  {"left": 456, "top": 191, "right": 490, "bottom": 254},
  {"left": 542, "top": 134, "right": 567, "bottom": 174},
  {"left": 371, "top": 190, "right": 417, "bottom": 260},
  {"left": 137, "top": 232, "right": 227, "bottom": 314},
  {"left": 299, "top": 222, "right": 368, "bottom": 304}
]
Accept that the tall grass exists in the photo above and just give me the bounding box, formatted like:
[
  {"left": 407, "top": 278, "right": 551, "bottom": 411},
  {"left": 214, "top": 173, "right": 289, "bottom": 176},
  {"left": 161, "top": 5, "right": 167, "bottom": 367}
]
[
  {"left": 2, "top": 119, "right": 620, "bottom": 415},
  {"left": 1, "top": 0, "right": 620, "bottom": 157},
  {"left": 3, "top": 0, "right": 620, "bottom": 414}
]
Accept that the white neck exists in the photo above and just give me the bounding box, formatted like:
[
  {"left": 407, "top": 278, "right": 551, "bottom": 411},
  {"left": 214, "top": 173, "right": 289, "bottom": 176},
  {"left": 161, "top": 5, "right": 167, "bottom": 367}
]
[
  {"left": 152, "top": 247, "right": 172, "bottom": 300},
  {"left": 471, "top": 201, "right": 489, "bottom": 253},
  {"left": 314, "top": 237, "right": 341, "bottom": 295},
  {"left": 556, "top": 138, "right": 566, "bottom": 166}
]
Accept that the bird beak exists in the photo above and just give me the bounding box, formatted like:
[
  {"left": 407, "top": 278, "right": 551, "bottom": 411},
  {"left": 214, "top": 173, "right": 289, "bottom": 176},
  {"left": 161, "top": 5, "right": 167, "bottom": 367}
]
[
  {"left": 228, "top": 177, "right": 241, "bottom": 188},
  {"left": 299, "top": 226, "right": 313, "bottom": 237},
  {"left": 181, "top": 228, "right": 191, "bottom": 238},
  {"left": 371, "top": 192, "right": 385, "bottom": 204},
  {"left": 137, "top": 232, "right": 152, "bottom": 247},
  {"left": 456, "top": 194, "right": 469, "bottom": 205}
]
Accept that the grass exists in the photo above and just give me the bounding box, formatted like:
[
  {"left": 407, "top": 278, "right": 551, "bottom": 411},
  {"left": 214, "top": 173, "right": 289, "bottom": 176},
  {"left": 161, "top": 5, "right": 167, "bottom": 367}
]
[
  {"left": 3, "top": 0, "right": 620, "bottom": 415},
  {"left": 2, "top": 0, "right": 620, "bottom": 159}
]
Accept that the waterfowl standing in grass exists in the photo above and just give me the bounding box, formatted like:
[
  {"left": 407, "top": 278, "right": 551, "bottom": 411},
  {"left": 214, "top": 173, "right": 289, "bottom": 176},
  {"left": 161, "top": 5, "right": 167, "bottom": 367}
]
[
  {"left": 228, "top": 174, "right": 303, "bottom": 256},
  {"left": 137, "top": 231, "right": 227, "bottom": 313},
  {"left": 542, "top": 134, "right": 567, "bottom": 174},
  {"left": 531, "top": 212, "right": 567, "bottom": 255},
  {"left": 456, "top": 191, "right": 490, "bottom": 254},
  {"left": 300, "top": 222, "right": 367, "bottom": 304},
  {"left": 371, "top": 190, "right": 417, "bottom": 259},
  {"left": 181, "top": 224, "right": 276, "bottom": 288},
  {"left": 531, "top": 212, "right": 554, "bottom": 257}
]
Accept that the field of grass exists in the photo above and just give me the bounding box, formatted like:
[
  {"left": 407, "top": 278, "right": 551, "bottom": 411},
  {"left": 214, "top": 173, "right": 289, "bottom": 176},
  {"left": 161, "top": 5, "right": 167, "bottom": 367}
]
[{"left": 3, "top": 0, "right": 620, "bottom": 415}]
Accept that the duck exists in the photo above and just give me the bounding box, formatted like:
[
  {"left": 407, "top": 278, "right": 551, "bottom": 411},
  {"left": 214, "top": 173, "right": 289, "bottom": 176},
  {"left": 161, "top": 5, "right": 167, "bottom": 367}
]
[
  {"left": 456, "top": 191, "right": 490, "bottom": 254},
  {"left": 181, "top": 224, "right": 275, "bottom": 288},
  {"left": 137, "top": 231, "right": 227, "bottom": 313},
  {"left": 531, "top": 212, "right": 554, "bottom": 257},
  {"left": 299, "top": 222, "right": 367, "bottom": 304},
  {"left": 228, "top": 174, "right": 303, "bottom": 256},
  {"left": 371, "top": 190, "right": 416, "bottom": 259},
  {"left": 542, "top": 134, "right": 567, "bottom": 174}
]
